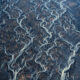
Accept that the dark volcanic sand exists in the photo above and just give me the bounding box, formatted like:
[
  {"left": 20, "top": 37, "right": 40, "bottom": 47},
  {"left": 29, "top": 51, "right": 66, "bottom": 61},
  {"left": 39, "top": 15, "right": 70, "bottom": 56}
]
[{"left": 0, "top": 0, "right": 80, "bottom": 80}]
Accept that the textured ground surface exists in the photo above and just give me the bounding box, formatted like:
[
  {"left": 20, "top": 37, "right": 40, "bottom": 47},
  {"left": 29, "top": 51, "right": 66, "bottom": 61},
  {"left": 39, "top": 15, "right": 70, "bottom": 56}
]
[{"left": 0, "top": 0, "right": 80, "bottom": 80}]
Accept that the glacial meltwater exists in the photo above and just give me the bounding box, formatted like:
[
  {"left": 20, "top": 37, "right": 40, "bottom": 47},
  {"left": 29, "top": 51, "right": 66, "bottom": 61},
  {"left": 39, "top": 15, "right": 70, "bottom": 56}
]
[{"left": 0, "top": 0, "right": 80, "bottom": 80}]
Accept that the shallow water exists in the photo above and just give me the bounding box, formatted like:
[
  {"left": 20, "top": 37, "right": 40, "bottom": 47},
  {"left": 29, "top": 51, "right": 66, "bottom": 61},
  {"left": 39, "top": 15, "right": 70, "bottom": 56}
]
[{"left": 0, "top": 0, "right": 80, "bottom": 80}]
